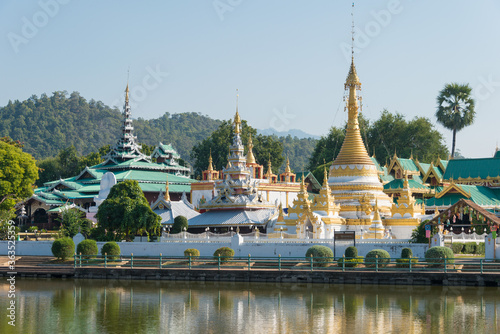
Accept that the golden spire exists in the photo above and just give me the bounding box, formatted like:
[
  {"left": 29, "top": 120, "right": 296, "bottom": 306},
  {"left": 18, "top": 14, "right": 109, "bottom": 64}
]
[
  {"left": 208, "top": 148, "right": 214, "bottom": 171},
  {"left": 323, "top": 165, "right": 329, "bottom": 187},
  {"left": 285, "top": 156, "right": 291, "bottom": 173},
  {"left": 234, "top": 89, "right": 241, "bottom": 134},
  {"left": 164, "top": 175, "right": 170, "bottom": 201},
  {"left": 266, "top": 157, "right": 273, "bottom": 179},
  {"left": 332, "top": 11, "right": 373, "bottom": 167},
  {"left": 125, "top": 83, "right": 130, "bottom": 104},
  {"left": 372, "top": 205, "right": 382, "bottom": 223},
  {"left": 277, "top": 202, "right": 285, "bottom": 222},
  {"left": 246, "top": 134, "right": 256, "bottom": 164}
]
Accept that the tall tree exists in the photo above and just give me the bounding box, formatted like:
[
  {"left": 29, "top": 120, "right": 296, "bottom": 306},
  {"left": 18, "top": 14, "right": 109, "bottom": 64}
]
[
  {"left": 0, "top": 139, "right": 38, "bottom": 219},
  {"left": 95, "top": 180, "right": 161, "bottom": 241},
  {"left": 435, "top": 83, "right": 475, "bottom": 158}
]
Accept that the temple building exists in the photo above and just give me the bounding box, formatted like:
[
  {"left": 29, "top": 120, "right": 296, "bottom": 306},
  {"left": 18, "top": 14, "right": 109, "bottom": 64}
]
[
  {"left": 188, "top": 105, "right": 301, "bottom": 232},
  {"left": 23, "top": 84, "right": 195, "bottom": 229}
]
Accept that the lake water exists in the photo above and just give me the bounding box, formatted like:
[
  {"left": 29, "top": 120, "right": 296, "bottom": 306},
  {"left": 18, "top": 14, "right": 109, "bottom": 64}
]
[{"left": 1, "top": 278, "right": 499, "bottom": 333}]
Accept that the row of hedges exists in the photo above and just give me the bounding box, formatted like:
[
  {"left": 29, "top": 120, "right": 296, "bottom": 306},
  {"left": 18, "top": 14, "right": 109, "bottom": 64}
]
[
  {"left": 52, "top": 238, "right": 121, "bottom": 261},
  {"left": 451, "top": 242, "right": 485, "bottom": 255}
]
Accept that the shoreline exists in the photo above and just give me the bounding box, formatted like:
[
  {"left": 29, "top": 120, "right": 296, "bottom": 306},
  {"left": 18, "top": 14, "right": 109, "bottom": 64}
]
[{"left": 1, "top": 262, "right": 499, "bottom": 287}]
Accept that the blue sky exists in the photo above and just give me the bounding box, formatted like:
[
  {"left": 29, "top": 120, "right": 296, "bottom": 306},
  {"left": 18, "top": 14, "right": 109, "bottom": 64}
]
[{"left": 1, "top": 0, "right": 499, "bottom": 159}]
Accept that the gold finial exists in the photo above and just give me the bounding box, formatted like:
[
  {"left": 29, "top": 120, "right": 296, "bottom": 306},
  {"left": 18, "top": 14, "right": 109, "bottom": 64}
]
[
  {"left": 323, "top": 165, "right": 329, "bottom": 186},
  {"left": 434, "top": 206, "right": 440, "bottom": 217},
  {"left": 410, "top": 150, "right": 413, "bottom": 160},
  {"left": 125, "top": 83, "right": 130, "bottom": 104},
  {"left": 208, "top": 148, "right": 214, "bottom": 171},
  {"left": 234, "top": 89, "right": 241, "bottom": 134},
  {"left": 246, "top": 134, "right": 256, "bottom": 164},
  {"left": 164, "top": 175, "right": 170, "bottom": 201},
  {"left": 285, "top": 156, "right": 291, "bottom": 173},
  {"left": 277, "top": 202, "right": 285, "bottom": 222},
  {"left": 266, "top": 156, "right": 272, "bottom": 179},
  {"left": 403, "top": 171, "right": 409, "bottom": 188},
  {"left": 351, "top": 2, "right": 355, "bottom": 61}
]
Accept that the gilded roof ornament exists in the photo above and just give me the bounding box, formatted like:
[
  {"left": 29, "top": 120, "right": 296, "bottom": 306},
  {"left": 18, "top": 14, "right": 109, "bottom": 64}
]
[
  {"left": 164, "top": 175, "right": 170, "bottom": 201},
  {"left": 208, "top": 148, "right": 214, "bottom": 171},
  {"left": 285, "top": 156, "right": 291, "bottom": 173},
  {"left": 246, "top": 134, "right": 256, "bottom": 164}
]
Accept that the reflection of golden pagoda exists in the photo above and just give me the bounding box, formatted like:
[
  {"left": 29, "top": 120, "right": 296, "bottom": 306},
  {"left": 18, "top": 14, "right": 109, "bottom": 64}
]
[{"left": 328, "top": 57, "right": 393, "bottom": 224}]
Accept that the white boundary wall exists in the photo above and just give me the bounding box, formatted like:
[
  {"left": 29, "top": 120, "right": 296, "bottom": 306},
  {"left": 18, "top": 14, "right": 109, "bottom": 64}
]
[{"left": 0, "top": 235, "right": 429, "bottom": 258}]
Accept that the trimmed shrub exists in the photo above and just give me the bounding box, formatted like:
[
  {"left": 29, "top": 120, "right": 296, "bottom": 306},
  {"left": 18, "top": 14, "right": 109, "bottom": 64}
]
[
  {"left": 401, "top": 248, "right": 413, "bottom": 259},
  {"left": 463, "top": 242, "right": 477, "bottom": 254},
  {"left": 345, "top": 246, "right": 358, "bottom": 259},
  {"left": 51, "top": 237, "right": 75, "bottom": 261},
  {"left": 451, "top": 243, "right": 464, "bottom": 254},
  {"left": 101, "top": 241, "right": 121, "bottom": 260},
  {"left": 184, "top": 248, "right": 200, "bottom": 258},
  {"left": 337, "top": 256, "right": 364, "bottom": 268},
  {"left": 306, "top": 245, "right": 334, "bottom": 267},
  {"left": 476, "top": 242, "right": 485, "bottom": 255},
  {"left": 76, "top": 239, "right": 98, "bottom": 259},
  {"left": 213, "top": 247, "right": 234, "bottom": 263},
  {"left": 425, "top": 246, "right": 454, "bottom": 267},
  {"left": 396, "top": 258, "right": 418, "bottom": 268},
  {"left": 364, "top": 249, "right": 390, "bottom": 268},
  {"left": 172, "top": 215, "right": 188, "bottom": 234}
]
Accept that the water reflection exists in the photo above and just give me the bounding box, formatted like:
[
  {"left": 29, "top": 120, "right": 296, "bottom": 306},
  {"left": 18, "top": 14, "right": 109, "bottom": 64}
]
[{"left": 0, "top": 279, "right": 499, "bottom": 333}]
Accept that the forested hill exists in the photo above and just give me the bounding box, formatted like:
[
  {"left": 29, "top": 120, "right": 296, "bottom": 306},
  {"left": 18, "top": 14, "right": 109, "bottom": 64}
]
[
  {"left": 0, "top": 91, "right": 222, "bottom": 160},
  {"left": 0, "top": 91, "right": 317, "bottom": 170}
]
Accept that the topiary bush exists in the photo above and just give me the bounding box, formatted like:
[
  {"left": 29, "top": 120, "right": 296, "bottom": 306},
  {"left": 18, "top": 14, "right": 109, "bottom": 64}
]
[
  {"left": 401, "top": 248, "right": 413, "bottom": 259},
  {"left": 425, "top": 246, "right": 454, "bottom": 267},
  {"left": 451, "top": 242, "right": 464, "bottom": 254},
  {"left": 172, "top": 215, "right": 188, "bottom": 234},
  {"left": 51, "top": 237, "right": 75, "bottom": 261},
  {"left": 396, "top": 258, "right": 418, "bottom": 268},
  {"left": 101, "top": 241, "right": 121, "bottom": 260},
  {"left": 463, "top": 242, "right": 477, "bottom": 254},
  {"left": 345, "top": 246, "right": 358, "bottom": 259},
  {"left": 364, "top": 249, "right": 391, "bottom": 268},
  {"left": 213, "top": 247, "right": 234, "bottom": 263},
  {"left": 337, "top": 256, "right": 364, "bottom": 268},
  {"left": 184, "top": 248, "right": 200, "bottom": 258},
  {"left": 306, "top": 245, "right": 334, "bottom": 267},
  {"left": 76, "top": 239, "right": 98, "bottom": 259},
  {"left": 476, "top": 242, "right": 485, "bottom": 255}
]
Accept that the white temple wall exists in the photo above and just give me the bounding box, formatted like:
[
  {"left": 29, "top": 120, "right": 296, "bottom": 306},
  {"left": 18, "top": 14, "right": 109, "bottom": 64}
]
[
  {"left": 0, "top": 238, "right": 429, "bottom": 258},
  {"left": 191, "top": 189, "right": 215, "bottom": 209}
]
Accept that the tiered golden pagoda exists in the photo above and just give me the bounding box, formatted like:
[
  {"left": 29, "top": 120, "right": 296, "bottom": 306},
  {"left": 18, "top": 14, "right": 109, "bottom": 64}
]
[
  {"left": 202, "top": 149, "right": 220, "bottom": 181},
  {"left": 363, "top": 201, "right": 386, "bottom": 239},
  {"left": 390, "top": 173, "right": 425, "bottom": 219},
  {"left": 245, "top": 134, "right": 264, "bottom": 179},
  {"left": 328, "top": 57, "right": 393, "bottom": 223},
  {"left": 279, "top": 157, "right": 296, "bottom": 183}
]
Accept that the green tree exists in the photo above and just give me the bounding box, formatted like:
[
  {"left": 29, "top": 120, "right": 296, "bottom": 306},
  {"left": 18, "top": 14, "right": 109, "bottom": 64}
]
[
  {"left": 0, "top": 139, "right": 38, "bottom": 218},
  {"left": 56, "top": 208, "right": 91, "bottom": 238},
  {"left": 96, "top": 180, "right": 161, "bottom": 241},
  {"left": 172, "top": 215, "right": 188, "bottom": 234},
  {"left": 436, "top": 83, "right": 475, "bottom": 158},
  {"left": 191, "top": 119, "right": 284, "bottom": 176}
]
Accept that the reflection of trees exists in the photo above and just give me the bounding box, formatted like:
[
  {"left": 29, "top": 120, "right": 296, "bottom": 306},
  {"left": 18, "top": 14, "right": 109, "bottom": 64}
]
[
  {"left": 213, "top": 290, "right": 234, "bottom": 311},
  {"left": 305, "top": 292, "right": 333, "bottom": 310}
]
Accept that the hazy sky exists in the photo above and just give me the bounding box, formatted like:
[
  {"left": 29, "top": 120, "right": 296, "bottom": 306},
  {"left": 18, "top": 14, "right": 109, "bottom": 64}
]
[{"left": 1, "top": 0, "right": 499, "bottom": 159}]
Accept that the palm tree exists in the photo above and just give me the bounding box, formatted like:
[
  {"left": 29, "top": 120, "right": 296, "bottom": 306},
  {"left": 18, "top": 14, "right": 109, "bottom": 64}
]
[{"left": 435, "top": 83, "right": 475, "bottom": 158}]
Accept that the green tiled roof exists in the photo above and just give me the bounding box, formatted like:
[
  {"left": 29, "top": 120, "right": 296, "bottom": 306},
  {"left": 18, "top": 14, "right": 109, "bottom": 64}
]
[
  {"left": 295, "top": 171, "right": 321, "bottom": 189},
  {"left": 398, "top": 158, "right": 419, "bottom": 172},
  {"left": 426, "top": 184, "right": 500, "bottom": 207},
  {"left": 384, "top": 179, "right": 430, "bottom": 191},
  {"left": 113, "top": 170, "right": 196, "bottom": 184},
  {"left": 432, "top": 166, "right": 443, "bottom": 180},
  {"left": 418, "top": 163, "right": 431, "bottom": 174},
  {"left": 439, "top": 159, "right": 448, "bottom": 169},
  {"left": 370, "top": 157, "right": 383, "bottom": 172},
  {"left": 443, "top": 157, "right": 500, "bottom": 180},
  {"left": 413, "top": 175, "right": 423, "bottom": 184}
]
